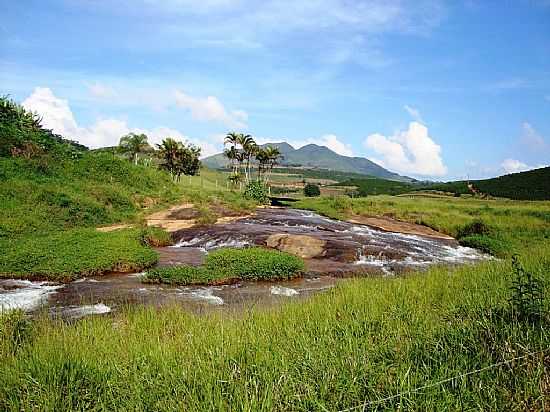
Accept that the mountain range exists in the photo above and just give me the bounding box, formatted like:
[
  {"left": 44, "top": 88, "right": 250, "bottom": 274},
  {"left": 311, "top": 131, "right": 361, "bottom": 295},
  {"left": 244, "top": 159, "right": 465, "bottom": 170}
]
[{"left": 202, "top": 142, "right": 413, "bottom": 182}]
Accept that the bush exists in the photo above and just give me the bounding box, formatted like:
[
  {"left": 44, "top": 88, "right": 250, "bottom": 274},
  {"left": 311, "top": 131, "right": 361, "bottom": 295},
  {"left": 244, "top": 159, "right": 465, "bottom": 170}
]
[
  {"left": 304, "top": 183, "right": 321, "bottom": 197},
  {"left": 244, "top": 181, "right": 270, "bottom": 204},
  {"left": 139, "top": 226, "right": 173, "bottom": 247},
  {"left": 456, "top": 219, "right": 493, "bottom": 239},
  {"left": 143, "top": 247, "right": 305, "bottom": 285},
  {"left": 458, "top": 235, "right": 508, "bottom": 257},
  {"left": 0, "top": 229, "right": 159, "bottom": 280}
]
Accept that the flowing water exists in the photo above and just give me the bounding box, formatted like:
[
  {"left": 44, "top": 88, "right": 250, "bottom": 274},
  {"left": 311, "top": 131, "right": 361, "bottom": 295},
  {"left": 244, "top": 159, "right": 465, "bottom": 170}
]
[{"left": 0, "top": 208, "right": 488, "bottom": 318}]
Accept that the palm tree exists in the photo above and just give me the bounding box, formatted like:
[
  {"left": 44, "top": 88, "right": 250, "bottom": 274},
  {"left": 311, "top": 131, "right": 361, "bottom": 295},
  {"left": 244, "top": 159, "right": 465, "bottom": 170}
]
[
  {"left": 224, "top": 145, "right": 241, "bottom": 176},
  {"left": 224, "top": 131, "right": 241, "bottom": 173},
  {"left": 240, "top": 135, "right": 258, "bottom": 182},
  {"left": 263, "top": 146, "right": 282, "bottom": 183},
  {"left": 118, "top": 133, "right": 151, "bottom": 165},
  {"left": 224, "top": 131, "right": 240, "bottom": 148}
]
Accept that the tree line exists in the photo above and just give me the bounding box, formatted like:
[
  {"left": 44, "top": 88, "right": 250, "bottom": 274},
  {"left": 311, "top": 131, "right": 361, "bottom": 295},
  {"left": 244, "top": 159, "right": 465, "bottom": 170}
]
[{"left": 117, "top": 133, "right": 201, "bottom": 181}]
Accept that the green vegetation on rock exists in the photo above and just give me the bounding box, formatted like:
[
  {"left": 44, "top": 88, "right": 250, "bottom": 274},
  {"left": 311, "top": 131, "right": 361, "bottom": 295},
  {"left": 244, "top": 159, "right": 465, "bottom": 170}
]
[{"left": 143, "top": 247, "right": 305, "bottom": 285}]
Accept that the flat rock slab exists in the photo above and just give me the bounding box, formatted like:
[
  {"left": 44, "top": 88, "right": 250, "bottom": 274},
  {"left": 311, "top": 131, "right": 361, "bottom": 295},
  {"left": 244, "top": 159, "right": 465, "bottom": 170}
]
[{"left": 266, "top": 234, "right": 326, "bottom": 258}]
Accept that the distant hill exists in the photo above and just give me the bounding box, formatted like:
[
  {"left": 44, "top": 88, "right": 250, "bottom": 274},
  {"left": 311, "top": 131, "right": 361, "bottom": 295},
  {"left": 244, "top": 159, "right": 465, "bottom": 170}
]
[
  {"left": 420, "top": 167, "right": 550, "bottom": 200},
  {"left": 202, "top": 142, "right": 412, "bottom": 182}
]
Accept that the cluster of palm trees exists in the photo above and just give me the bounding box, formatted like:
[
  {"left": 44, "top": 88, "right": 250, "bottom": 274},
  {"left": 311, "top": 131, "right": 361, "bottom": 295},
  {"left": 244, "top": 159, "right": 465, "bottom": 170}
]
[
  {"left": 223, "top": 132, "right": 282, "bottom": 187},
  {"left": 117, "top": 133, "right": 201, "bottom": 181}
]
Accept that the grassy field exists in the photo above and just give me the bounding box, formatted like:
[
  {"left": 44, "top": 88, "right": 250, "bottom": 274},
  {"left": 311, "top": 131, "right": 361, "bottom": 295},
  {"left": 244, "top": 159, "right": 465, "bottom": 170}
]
[{"left": 1, "top": 195, "right": 549, "bottom": 411}]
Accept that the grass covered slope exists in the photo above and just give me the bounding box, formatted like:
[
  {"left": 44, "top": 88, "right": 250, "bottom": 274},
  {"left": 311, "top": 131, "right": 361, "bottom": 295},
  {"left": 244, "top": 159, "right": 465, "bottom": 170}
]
[
  {"left": 0, "top": 153, "right": 182, "bottom": 238},
  {"left": 0, "top": 97, "right": 186, "bottom": 279},
  {"left": 144, "top": 247, "right": 305, "bottom": 285},
  {"left": 0, "top": 153, "right": 185, "bottom": 280}
]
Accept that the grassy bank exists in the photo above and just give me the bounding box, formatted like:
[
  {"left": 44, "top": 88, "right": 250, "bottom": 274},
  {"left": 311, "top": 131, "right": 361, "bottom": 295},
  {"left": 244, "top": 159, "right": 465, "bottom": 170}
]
[
  {"left": 0, "top": 153, "right": 183, "bottom": 280},
  {"left": 143, "top": 247, "right": 305, "bottom": 285}
]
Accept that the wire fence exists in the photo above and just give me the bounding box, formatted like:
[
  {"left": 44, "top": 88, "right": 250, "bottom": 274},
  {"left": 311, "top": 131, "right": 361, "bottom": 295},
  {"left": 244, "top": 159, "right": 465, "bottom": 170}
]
[{"left": 338, "top": 347, "right": 549, "bottom": 411}]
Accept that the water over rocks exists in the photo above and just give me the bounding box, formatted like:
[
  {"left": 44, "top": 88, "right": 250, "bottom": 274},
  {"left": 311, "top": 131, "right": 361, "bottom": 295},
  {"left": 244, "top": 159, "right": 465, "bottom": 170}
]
[{"left": 1, "top": 208, "right": 488, "bottom": 318}]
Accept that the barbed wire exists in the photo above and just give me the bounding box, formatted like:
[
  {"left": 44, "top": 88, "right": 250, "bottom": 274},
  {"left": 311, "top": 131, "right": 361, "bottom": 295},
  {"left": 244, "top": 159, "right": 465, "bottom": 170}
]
[{"left": 338, "top": 347, "right": 549, "bottom": 412}]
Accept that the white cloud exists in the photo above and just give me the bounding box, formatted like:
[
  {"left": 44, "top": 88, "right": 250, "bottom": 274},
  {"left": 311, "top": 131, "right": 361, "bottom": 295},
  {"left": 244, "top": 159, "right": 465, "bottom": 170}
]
[
  {"left": 88, "top": 82, "right": 116, "bottom": 99},
  {"left": 317, "top": 134, "right": 354, "bottom": 156},
  {"left": 364, "top": 121, "right": 447, "bottom": 176},
  {"left": 22, "top": 87, "right": 80, "bottom": 137},
  {"left": 521, "top": 122, "right": 546, "bottom": 151},
  {"left": 403, "top": 104, "right": 423, "bottom": 123},
  {"left": 21, "top": 87, "right": 218, "bottom": 157},
  {"left": 174, "top": 90, "right": 247, "bottom": 129},
  {"left": 500, "top": 158, "right": 547, "bottom": 174}
]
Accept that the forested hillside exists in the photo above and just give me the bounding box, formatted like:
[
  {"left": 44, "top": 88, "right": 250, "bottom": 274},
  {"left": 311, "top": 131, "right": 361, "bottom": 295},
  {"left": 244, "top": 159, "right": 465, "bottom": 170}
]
[{"left": 421, "top": 167, "right": 550, "bottom": 200}]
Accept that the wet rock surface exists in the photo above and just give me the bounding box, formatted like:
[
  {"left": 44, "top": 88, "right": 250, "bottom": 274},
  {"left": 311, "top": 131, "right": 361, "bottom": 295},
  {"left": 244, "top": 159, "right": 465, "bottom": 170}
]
[
  {"left": 171, "top": 208, "right": 486, "bottom": 275},
  {"left": 266, "top": 234, "right": 326, "bottom": 258},
  {"left": 1, "top": 208, "right": 488, "bottom": 318}
]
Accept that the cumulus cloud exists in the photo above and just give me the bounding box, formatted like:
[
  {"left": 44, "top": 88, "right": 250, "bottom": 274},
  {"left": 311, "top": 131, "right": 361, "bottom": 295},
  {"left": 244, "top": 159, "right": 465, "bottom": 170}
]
[
  {"left": 316, "top": 134, "right": 354, "bottom": 156},
  {"left": 500, "top": 158, "right": 547, "bottom": 174},
  {"left": 174, "top": 90, "right": 247, "bottom": 129},
  {"left": 22, "top": 87, "right": 218, "bottom": 157},
  {"left": 364, "top": 122, "right": 447, "bottom": 176},
  {"left": 403, "top": 104, "right": 423, "bottom": 123},
  {"left": 22, "top": 87, "right": 80, "bottom": 137}
]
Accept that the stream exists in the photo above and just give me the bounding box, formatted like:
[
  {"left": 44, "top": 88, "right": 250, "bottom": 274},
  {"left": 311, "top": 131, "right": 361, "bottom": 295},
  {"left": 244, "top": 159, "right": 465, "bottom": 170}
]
[{"left": 0, "top": 208, "right": 488, "bottom": 318}]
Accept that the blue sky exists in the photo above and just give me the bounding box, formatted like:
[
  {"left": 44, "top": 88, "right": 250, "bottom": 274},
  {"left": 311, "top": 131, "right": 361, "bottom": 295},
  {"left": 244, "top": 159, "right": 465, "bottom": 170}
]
[{"left": 1, "top": 0, "right": 549, "bottom": 180}]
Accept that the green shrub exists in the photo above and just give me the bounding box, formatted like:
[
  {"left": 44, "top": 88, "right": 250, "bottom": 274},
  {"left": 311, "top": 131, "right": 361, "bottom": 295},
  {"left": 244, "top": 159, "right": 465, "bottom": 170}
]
[
  {"left": 143, "top": 247, "right": 305, "bottom": 285},
  {"left": 304, "top": 183, "right": 321, "bottom": 197},
  {"left": 196, "top": 206, "right": 218, "bottom": 225},
  {"left": 458, "top": 235, "right": 508, "bottom": 257},
  {"left": 456, "top": 219, "right": 493, "bottom": 239},
  {"left": 139, "top": 226, "right": 173, "bottom": 247},
  {"left": 244, "top": 181, "right": 270, "bottom": 204}
]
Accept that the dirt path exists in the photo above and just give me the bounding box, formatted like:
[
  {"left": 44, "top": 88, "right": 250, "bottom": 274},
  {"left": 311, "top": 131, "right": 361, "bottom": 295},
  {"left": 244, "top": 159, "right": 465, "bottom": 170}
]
[{"left": 97, "top": 202, "right": 252, "bottom": 233}]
